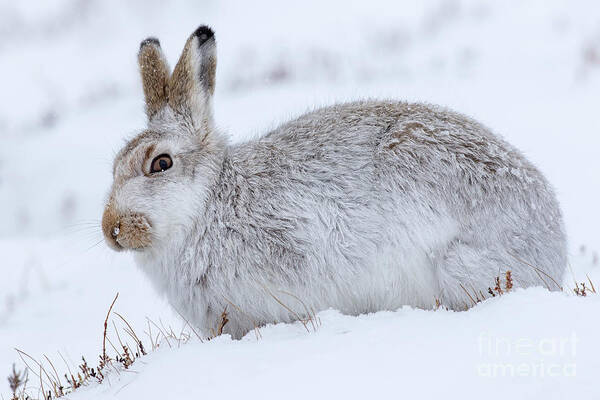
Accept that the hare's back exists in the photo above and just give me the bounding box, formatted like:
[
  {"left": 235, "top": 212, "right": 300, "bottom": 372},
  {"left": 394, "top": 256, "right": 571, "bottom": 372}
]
[
  {"left": 255, "top": 100, "right": 555, "bottom": 227},
  {"left": 260, "top": 100, "right": 532, "bottom": 182}
]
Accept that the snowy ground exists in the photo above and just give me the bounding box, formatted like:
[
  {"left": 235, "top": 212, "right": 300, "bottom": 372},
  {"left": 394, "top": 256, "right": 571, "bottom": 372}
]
[
  {"left": 1, "top": 0, "right": 600, "bottom": 399},
  {"left": 75, "top": 288, "right": 600, "bottom": 399}
]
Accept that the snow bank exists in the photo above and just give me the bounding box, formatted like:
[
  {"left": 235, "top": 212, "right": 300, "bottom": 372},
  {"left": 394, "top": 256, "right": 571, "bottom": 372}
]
[{"left": 74, "top": 288, "right": 599, "bottom": 400}]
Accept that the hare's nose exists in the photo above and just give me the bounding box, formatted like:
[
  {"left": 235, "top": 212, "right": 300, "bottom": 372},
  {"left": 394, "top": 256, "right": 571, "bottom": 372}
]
[{"left": 102, "top": 205, "right": 124, "bottom": 251}]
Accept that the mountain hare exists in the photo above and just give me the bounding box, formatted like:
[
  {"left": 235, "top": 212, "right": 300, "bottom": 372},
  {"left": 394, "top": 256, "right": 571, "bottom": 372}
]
[{"left": 102, "top": 26, "right": 566, "bottom": 338}]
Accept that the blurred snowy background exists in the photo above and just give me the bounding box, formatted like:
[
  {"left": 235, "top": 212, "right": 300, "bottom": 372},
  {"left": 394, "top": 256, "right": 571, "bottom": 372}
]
[{"left": 1, "top": 0, "right": 600, "bottom": 399}]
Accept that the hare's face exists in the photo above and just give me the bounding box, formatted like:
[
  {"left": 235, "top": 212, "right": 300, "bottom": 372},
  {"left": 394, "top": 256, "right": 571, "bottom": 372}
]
[
  {"left": 102, "top": 26, "right": 221, "bottom": 252},
  {"left": 102, "top": 131, "right": 202, "bottom": 251}
]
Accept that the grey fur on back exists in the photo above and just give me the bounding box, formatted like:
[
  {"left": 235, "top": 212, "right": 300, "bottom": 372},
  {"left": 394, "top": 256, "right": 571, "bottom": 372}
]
[{"left": 103, "top": 27, "right": 567, "bottom": 339}]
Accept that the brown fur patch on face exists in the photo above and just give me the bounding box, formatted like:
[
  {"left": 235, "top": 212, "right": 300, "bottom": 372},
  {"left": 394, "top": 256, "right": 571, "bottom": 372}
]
[
  {"left": 144, "top": 144, "right": 156, "bottom": 164},
  {"left": 117, "top": 213, "right": 153, "bottom": 249},
  {"left": 102, "top": 204, "right": 123, "bottom": 251},
  {"left": 141, "top": 143, "right": 157, "bottom": 175},
  {"left": 102, "top": 204, "right": 152, "bottom": 251},
  {"left": 113, "top": 131, "right": 162, "bottom": 177},
  {"left": 139, "top": 40, "right": 170, "bottom": 119}
]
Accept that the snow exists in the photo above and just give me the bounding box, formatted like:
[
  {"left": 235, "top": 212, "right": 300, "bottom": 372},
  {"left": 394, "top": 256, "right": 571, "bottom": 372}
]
[
  {"left": 73, "top": 288, "right": 600, "bottom": 400},
  {"left": 1, "top": 0, "right": 600, "bottom": 399}
]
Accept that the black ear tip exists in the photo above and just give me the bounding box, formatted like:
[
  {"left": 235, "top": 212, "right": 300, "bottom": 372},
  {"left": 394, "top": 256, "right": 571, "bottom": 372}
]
[
  {"left": 140, "top": 37, "right": 160, "bottom": 50},
  {"left": 193, "top": 25, "right": 215, "bottom": 46}
]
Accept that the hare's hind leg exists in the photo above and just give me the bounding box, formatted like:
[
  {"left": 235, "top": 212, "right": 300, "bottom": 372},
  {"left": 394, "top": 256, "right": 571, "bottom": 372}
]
[
  {"left": 435, "top": 237, "right": 560, "bottom": 310},
  {"left": 434, "top": 239, "right": 518, "bottom": 310}
]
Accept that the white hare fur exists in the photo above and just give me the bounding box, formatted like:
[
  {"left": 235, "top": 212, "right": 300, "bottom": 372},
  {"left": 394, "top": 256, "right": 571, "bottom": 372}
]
[{"left": 102, "top": 26, "right": 567, "bottom": 339}]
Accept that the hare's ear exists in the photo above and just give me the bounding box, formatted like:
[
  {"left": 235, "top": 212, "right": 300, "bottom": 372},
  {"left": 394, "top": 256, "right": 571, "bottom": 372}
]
[
  {"left": 169, "top": 26, "right": 216, "bottom": 130},
  {"left": 138, "top": 38, "right": 170, "bottom": 120}
]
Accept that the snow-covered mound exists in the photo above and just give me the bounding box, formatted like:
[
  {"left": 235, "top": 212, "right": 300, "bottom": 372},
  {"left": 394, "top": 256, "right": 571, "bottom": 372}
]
[{"left": 75, "top": 287, "right": 600, "bottom": 400}]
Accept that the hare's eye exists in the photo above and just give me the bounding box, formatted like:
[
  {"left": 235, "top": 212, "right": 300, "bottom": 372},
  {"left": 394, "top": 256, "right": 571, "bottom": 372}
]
[{"left": 150, "top": 154, "right": 173, "bottom": 173}]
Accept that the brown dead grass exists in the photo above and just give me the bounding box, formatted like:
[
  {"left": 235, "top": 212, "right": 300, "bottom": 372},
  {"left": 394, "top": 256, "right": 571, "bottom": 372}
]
[
  {"left": 7, "top": 294, "right": 206, "bottom": 399},
  {"left": 6, "top": 288, "right": 320, "bottom": 399},
  {"left": 448, "top": 262, "right": 596, "bottom": 310}
]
